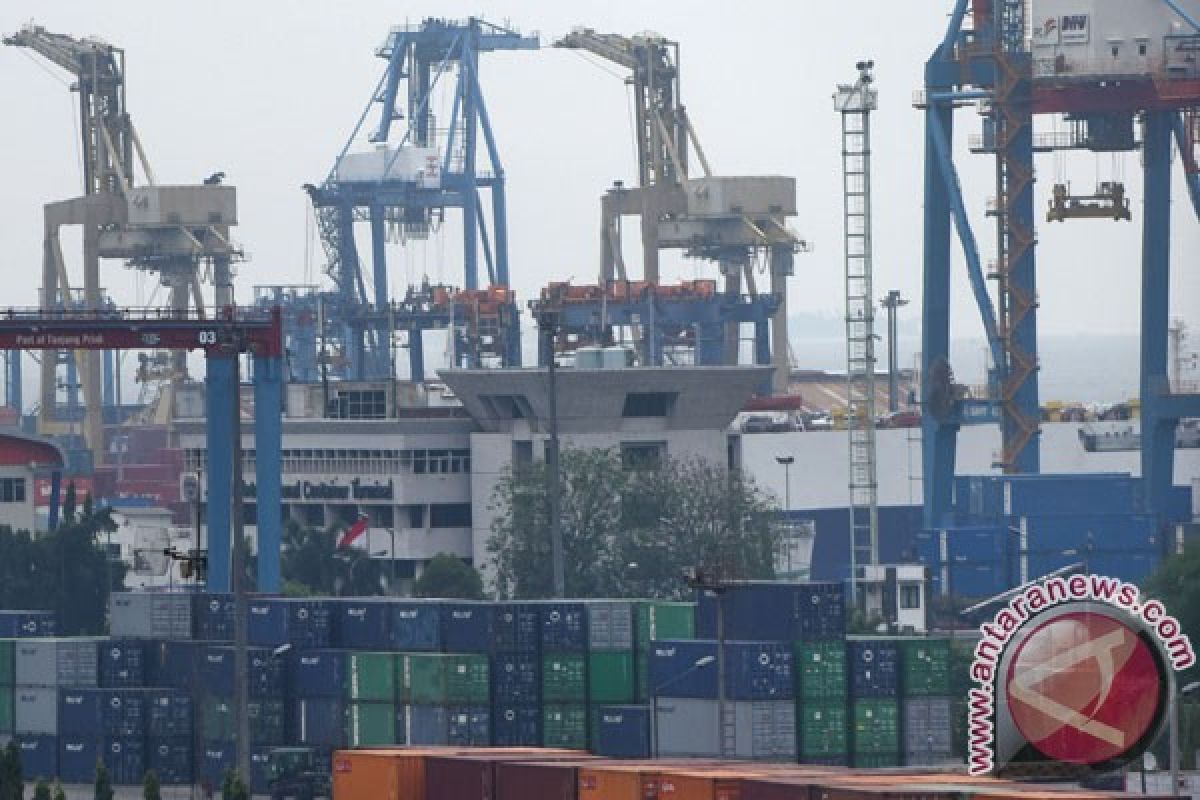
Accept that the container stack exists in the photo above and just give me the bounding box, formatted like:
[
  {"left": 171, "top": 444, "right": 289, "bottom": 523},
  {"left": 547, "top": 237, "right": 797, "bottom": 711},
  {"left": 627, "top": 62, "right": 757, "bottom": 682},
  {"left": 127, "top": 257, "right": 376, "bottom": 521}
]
[
  {"left": 794, "top": 640, "right": 848, "bottom": 765},
  {"left": 540, "top": 602, "right": 589, "bottom": 749},
  {"left": 14, "top": 637, "right": 101, "bottom": 781},
  {"left": 398, "top": 652, "right": 490, "bottom": 745},
  {"left": 848, "top": 638, "right": 900, "bottom": 768},
  {"left": 899, "top": 638, "right": 955, "bottom": 766},
  {"left": 0, "top": 640, "right": 13, "bottom": 741},
  {"left": 491, "top": 603, "right": 541, "bottom": 746},
  {"left": 194, "top": 645, "right": 287, "bottom": 787},
  {"left": 344, "top": 651, "right": 396, "bottom": 746}
]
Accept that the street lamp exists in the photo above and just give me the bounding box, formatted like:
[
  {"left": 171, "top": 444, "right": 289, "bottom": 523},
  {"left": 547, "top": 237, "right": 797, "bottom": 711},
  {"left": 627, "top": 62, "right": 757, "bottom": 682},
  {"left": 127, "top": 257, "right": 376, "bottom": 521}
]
[
  {"left": 775, "top": 455, "right": 794, "bottom": 511},
  {"left": 651, "top": 655, "right": 716, "bottom": 757}
]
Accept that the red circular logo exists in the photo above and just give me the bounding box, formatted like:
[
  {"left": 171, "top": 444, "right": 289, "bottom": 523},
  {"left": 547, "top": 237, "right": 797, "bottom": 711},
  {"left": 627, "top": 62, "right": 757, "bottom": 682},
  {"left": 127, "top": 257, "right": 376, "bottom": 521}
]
[{"left": 1006, "top": 611, "right": 1164, "bottom": 765}]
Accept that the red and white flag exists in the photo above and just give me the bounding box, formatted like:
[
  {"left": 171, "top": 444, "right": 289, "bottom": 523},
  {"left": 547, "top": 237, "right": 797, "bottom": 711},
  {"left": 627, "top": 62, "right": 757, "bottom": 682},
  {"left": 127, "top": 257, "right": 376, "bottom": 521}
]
[{"left": 337, "top": 516, "right": 369, "bottom": 549}]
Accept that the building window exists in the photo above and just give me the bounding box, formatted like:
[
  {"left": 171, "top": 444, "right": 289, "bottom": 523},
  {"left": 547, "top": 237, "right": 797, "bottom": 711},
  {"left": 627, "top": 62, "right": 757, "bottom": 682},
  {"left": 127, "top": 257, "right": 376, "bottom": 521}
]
[
  {"left": 0, "top": 478, "right": 26, "bottom": 503},
  {"left": 899, "top": 584, "right": 921, "bottom": 610},
  {"left": 622, "top": 392, "right": 676, "bottom": 417},
  {"left": 430, "top": 503, "right": 472, "bottom": 528},
  {"left": 327, "top": 390, "right": 387, "bottom": 419},
  {"left": 621, "top": 442, "right": 666, "bottom": 471}
]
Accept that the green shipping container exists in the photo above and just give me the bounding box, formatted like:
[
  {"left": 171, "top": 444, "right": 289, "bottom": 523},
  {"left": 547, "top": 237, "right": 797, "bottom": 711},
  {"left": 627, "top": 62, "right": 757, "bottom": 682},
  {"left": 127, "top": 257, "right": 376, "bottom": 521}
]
[
  {"left": 542, "top": 653, "right": 587, "bottom": 703},
  {"left": 635, "top": 651, "right": 649, "bottom": 703},
  {"left": 636, "top": 602, "right": 694, "bottom": 649},
  {"left": 853, "top": 753, "right": 902, "bottom": 768},
  {"left": 347, "top": 652, "right": 397, "bottom": 702},
  {"left": 949, "top": 637, "right": 979, "bottom": 694},
  {"left": 542, "top": 704, "right": 588, "bottom": 749},
  {"left": 0, "top": 641, "right": 13, "bottom": 686},
  {"left": 899, "top": 638, "right": 952, "bottom": 696},
  {"left": 0, "top": 687, "right": 12, "bottom": 734},
  {"left": 398, "top": 653, "right": 489, "bottom": 704},
  {"left": 588, "top": 651, "right": 635, "bottom": 704},
  {"left": 795, "top": 641, "right": 847, "bottom": 700},
  {"left": 797, "top": 700, "right": 848, "bottom": 758},
  {"left": 852, "top": 699, "right": 899, "bottom": 755},
  {"left": 345, "top": 701, "right": 397, "bottom": 746},
  {"left": 200, "top": 697, "right": 285, "bottom": 743}
]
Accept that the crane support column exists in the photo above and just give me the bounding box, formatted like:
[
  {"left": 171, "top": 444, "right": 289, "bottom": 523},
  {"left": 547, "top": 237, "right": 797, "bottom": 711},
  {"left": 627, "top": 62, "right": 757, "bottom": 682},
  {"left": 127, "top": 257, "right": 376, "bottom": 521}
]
[
  {"left": 205, "top": 355, "right": 235, "bottom": 592},
  {"left": 253, "top": 355, "right": 284, "bottom": 593},
  {"left": 1141, "top": 111, "right": 1177, "bottom": 520}
]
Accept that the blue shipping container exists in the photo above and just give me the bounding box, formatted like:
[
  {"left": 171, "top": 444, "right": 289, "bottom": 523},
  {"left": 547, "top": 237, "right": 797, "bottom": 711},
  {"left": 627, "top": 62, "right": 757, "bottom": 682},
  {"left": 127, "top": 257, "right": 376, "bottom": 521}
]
[
  {"left": 492, "top": 653, "right": 540, "bottom": 705},
  {"left": 291, "top": 649, "right": 348, "bottom": 698},
  {"left": 196, "top": 645, "right": 285, "bottom": 697},
  {"left": 198, "top": 742, "right": 236, "bottom": 789},
  {"left": 492, "top": 604, "right": 539, "bottom": 653},
  {"left": 248, "top": 599, "right": 334, "bottom": 649},
  {"left": 332, "top": 601, "right": 392, "bottom": 649},
  {"left": 446, "top": 706, "right": 490, "bottom": 746},
  {"left": 390, "top": 603, "right": 442, "bottom": 651},
  {"left": 592, "top": 705, "right": 651, "bottom": 758},
  {"left": 193, "top": 594, "right": 236, "bottom": 640},
  {"left": 442, "top": 603, "right": 495, "bottom": 653},
  {"left": 540, "top": 603, "right": 588, "bottom": 651},
  {"left": 695, "top": 583, "right": 844, "bottom": 642},
  {"left": 147, "top": 738, "right": 193, "bottom": 785},
  {"left": 849, "top": 639, "right": 899, "bottom": 697},
  {"left": 16, "top": 734, "right": 57, "bottom": 780},
  {"left": 99, "top": 639, "right": 145, "bottom": 688},
  {"left": 293, "top": 697, "right": 346, "bottom": 747},
  {"left": 491, "top": 704, "right": 541, "bottom": 746},
  {"left": 58, "top": 736, "right": 99, "bottom": 783},
  {"left": 100, "top": 736, "right": 146, "bottom": 785},
  {"left": 1003, "top": 474, "right": 1137, "bottom": 517},
  {"left": 145, "top": 640, "right": 197, "bottom": 688},
  {"left": 0, "top": 611, "right": 56, "bottom": 638},
  {"left": 648, "top": 641, "right": 793, "bottom": 701},
  {"left": 147, "top": 690, "right": 192, "bottom": 738},
  {"left": 400, "top": 704, "right": 450, "bottom": 745},
  {"left": 58, "top": 689, "right": 147, "bottom": 737}
]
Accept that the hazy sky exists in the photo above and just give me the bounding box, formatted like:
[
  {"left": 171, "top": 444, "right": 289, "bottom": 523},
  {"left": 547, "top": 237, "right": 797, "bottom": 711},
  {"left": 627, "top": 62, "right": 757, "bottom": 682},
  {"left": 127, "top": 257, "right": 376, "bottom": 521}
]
[{"left": 2, "top": 0, "right": 1197, "bottom": 372}]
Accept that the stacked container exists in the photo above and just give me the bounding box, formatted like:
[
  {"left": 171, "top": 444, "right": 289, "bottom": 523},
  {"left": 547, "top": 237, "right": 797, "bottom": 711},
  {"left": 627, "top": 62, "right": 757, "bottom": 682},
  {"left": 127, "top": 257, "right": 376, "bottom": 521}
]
[
  {"left": 848, "top": 638, "right": 900, "bottom": 767},
  {"left": 246, "top": 598, "right": 333, "bottom": 649},
  {"left": 397, "top": 652, "right": 489, "bottom": 745},
  {"left": 195, "top": 644, "right": 286, "bottom": 775},
  {"left": 57, "top": 688, "right": 149, "bottom": 783},
  {"left": 14, "top": 638, "right": 101, "bottom": 781},
  {"left": 345, "top": 651, "right": 397, "bottom": 746},
  {"left": 540, "top": 602, "right": 589, "bottom": 748},
  {"left": 795, "top": 640, "right": 848, "bottom": 765},
  {"left": 146, "top": 688, "right": 193, "bottom": 784},
  {"left": 290, "top": 649, "right": 348, "bottom": 751},
  {"left": 490, "top": 603, "right": 541, "bottom": 746},
  {"left": 634, "top": 601, "right": 695, "bottom": 702},
  {"left": 0, "top": 611, "right": 56, "bottom": 639},
  {"left": 108, "top": 593, "right": 192, "bottom": 640},
  {"left": 899, "top": 638, "right": 955, "bottom": 766}
]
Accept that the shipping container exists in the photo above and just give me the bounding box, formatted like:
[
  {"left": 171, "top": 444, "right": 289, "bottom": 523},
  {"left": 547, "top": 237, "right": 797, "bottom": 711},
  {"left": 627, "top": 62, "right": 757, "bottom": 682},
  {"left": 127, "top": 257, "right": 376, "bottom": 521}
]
[
  {"left": 146, "top": 689, "right": 192, "bottom": 738},
  {"left": 797, "top": 700, "right": 848, "bottom": 759},
  {"left": 542, "top": 703, "right": 588, "bottom": 748},
  {"left": 14, "top": 638, "right": 101, "bottom": 688},
  {"left": 192, "top": 594, "right": 236, "bottom": 641},
  {"left": 423, "top": 754, "right": 500, "bottom": 800},
  {"left": 144, "top": 639, "right": 197, "bottom": 688},
  {"left": 492, "top": 604, "right": 540, "bottom": 653},
  {"left": 491, "top": 704, "right": 541, "bottom": 746},
  {"left": 648, "top": 641, "right": 716, "bottom": 698},
  {"left": 199, "top": 696, "right": 286, "bottom": 744},
  {"left": 0, "top": 611, "right": 56, "bottom": 639},
  {"left": 100, "top": 736, "right": 146, "bottom": 785},
  {"left": 850, "top": 752, "right": 902, "bottom": 768},
  {"left": 847, "top": 639, "right": 899, "bottom": 698},
  {"left": 578, "top": 764, "right": 660, "bottom": 800},
  {"left": 293, "top": 696, "right": 346, "bottom": 747},
  {"left": 0, "top": 641, "right": 12, "bottom": 686},
  {"left": 399, "top": 653, "right": 490, "bottom": 704},
  {"left": 14, "top": 687, "right": 57, "bottom": 734},
  {"left": 591, "top": 705, "right": 650, "bottom": 758},
  {"left": 696, "top": 582, "right": 845, "bottom": 641},
  {"left": 391, "top": 603, "right": 443, "bottom": 651},
  {"left": 492, "top": 653, "right": 540, "bottom": 705},
  {"left": 540, "top": 603, "right": 589, "bottom": 651},
  {"left": 195, "top": 645, "right": 285, "bottom": 698},
  {"left": 657, "top": 770, "right": 743, "bottom": 800},
  {"left": 347, "top": 652, "right": 396, "bottom": 702},
  {"left": 441, "top": 603, "right": 495, "bottom": 653},
  {"left": 247, "top": 598, "right": 334, "bottom": 649},
  {"left": 795, "top": 641, "right": 847, "bottom": 701},
  {"left": 400, "top": 704, "right": 449, "bottom": 745},
  {"left": 98, "top": 639, "right": 145, "bottom": 688},
  {"left": 346, "top": 701, "right": 397, "bottom": 746},
  {"left": 898, "top": 639, "right": 951, "bottom": 696},
  {"left": 108, "top": 593, "right": 192, "bottom": 639},
  {"left": 636, "top": 601, "right": 695, "bottom": 648},
  {"left": 649, "top": 641, "right": 792, "bottom": 701},
  {"left": 851, "top": 698, "right": 899, "bottom": 755},
  {"left": 543, "top": 653, "right": 588, "bottom": 703},
  {"left": 496, "top": 759, "right": 600, "bottom": 800},
  {"left": 654, "top": 697, "right": 797, "bottom": 760},
  {"left": 15, "top": 734, "right": 57, "bottom": 780},
  {"left": 903, "top": 695, "right": 955, "bottom": 763},
  {"left": 586, "top": 601, "right": 635, "bottom": 651},
  {"left": 58, "top": 689, "right": 147, "bottom": 737},
  {"left": 146, "top": 737, "right": 193, "bottom": 785},
  {"left": 330, "top": 748, "right": 433, "bottom": 800},
  {"left": 291, "top": 649, "right": 348, "bottom": 698},
  {"left": 334, "top": 600, "right": 393, "bottom": 650},
  {"left": 447, "top": 707, "right": 491, "bottom": 746},
  {"left": 588, "top": 651, "right": 635, "bottom": 704},
  {"left": 197, "top": 742, "right": 235, "bottom": 789},
  {"left": 57, "top": 736, "right": 98, "bottom": 783}
]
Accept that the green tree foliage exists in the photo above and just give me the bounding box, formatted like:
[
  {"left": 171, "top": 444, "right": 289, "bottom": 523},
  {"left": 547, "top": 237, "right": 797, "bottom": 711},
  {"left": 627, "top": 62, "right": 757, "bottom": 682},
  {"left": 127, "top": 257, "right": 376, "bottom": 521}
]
[
  {"left": 0, "top": 740, "right": 24, "bottom": 800},
  {"left": 414, "top": 553, "right": 485, "bottom": 599},
  {"left": 143, "top": 770, "right": 161, "bottom": 800},
  {"left": 0, "top": 501, "right": 125, "bottom": 635},
  {"left": 32, "top": 780, "right": 49, "bottom": 800},
  {"left": 221, "top": 770, "right": 249, "bottom": 800},
  {"left": 94, "top": 760, "right": 113, "bottom": 800},
  {"left": 488, "top": 449, "right": 780, "bottom": 598},
  {"left": 281, "top": 519, "right": 383, "bottom": 596},
  {"left": 1143, "top": 549, "right": 1200, "bottom": 680},
  {"left": 51, "top": 783, "right": 64, "bottom": 800}
]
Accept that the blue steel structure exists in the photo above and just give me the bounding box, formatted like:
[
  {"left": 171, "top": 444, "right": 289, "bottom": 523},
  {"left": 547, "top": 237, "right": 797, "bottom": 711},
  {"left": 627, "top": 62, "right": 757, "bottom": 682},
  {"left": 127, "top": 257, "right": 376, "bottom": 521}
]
[
  {"left": 0, "top": 307, "right": 286, "bottom": 593},
  {"left": 305, "top": 18, "right": 536, "bottom": 381},
  {"left": 920, "top": 0, "right": 1200, "bottom": 532}
]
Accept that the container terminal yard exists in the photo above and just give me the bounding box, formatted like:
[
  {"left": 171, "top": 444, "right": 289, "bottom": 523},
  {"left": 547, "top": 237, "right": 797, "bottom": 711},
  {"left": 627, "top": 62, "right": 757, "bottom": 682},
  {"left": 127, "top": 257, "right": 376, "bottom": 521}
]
[{"left": 0, "top": 0, "right": 1198, "bottom": 798}]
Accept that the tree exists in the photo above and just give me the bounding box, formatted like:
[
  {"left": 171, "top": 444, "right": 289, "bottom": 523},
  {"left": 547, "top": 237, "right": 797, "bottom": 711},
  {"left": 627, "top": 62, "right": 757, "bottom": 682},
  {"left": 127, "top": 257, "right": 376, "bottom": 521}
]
[
  {"left": 281, "top": 519, "right": 384, "bottom": 596},
  {"left": 488, "top": 448, "right": 781, "bottom": 599},
  {"left": 1143, "top": 549, "right": 1200, "bottom": 681},
  {"left": 221, "top": 770, "right": 248, "bottom": 800},
  {"left": 51, "top": 783, "right": 65, "bottom": 800},
  {"left": 94, "top": 760, "right": 113, "bottom": 800},
  {"left": 32, "top": 780, "right": 49, "bottom": 800},
  {"left": 62, "top": 482, "right": 78, "bottom": 526},
  {"left": 0, "top": 740, "right": 23, "bottom": 800},
  {"left": 414, "top": 554, "right": 485, "bottom": 599},
  {"left": 143, "top": 770, "right": 161, "bottom": 800}
]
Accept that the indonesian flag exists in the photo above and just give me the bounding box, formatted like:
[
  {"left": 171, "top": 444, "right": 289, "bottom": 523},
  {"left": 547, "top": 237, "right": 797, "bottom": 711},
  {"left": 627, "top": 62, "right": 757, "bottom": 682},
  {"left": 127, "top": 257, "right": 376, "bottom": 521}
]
[{"left": 337, "top": 516, "right": 369, "bottom": 549}]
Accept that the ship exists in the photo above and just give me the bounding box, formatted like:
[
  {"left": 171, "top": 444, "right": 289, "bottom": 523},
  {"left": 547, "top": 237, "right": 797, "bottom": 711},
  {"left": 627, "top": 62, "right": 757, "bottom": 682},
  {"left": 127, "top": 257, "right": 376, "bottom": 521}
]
[{"left": 1077, "top": 419, "right": 1200, "bottom": 452}]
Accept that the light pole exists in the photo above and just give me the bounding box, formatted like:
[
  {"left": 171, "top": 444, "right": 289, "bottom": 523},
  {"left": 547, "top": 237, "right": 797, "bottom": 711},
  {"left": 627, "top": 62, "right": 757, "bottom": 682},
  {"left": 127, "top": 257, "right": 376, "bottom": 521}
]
[
  {"left": 775, "top": 455, "right": 794, "bottom": 511},
  {"left": 536, "top": 308, "right": 565, "bottom": 597},
  {"left": 1171, "top": 680, "right": 1200, "bottom": 796},
  {"left": 880, "top": 290, "right": 908, "bottom": 413},
  {"left": 651, "top": 655, "right": 716, "bottom": 758}
]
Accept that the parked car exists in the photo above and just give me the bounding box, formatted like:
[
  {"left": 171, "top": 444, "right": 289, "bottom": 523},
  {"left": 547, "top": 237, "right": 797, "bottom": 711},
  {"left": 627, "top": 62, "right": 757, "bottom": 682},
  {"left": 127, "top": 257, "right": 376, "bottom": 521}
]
[{"left": 878, "top": 410, "right": 921, "bottom": 428}]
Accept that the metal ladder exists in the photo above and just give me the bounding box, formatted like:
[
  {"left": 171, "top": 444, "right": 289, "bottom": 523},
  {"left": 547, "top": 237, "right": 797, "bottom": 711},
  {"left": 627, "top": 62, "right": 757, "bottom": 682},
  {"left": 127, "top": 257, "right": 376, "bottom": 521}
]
[
  {"left": 836, "top": 63, "right": 880, "bottom": 593},
  {"left": 719, "top": 701, "right": 737, "bottom": 757}
]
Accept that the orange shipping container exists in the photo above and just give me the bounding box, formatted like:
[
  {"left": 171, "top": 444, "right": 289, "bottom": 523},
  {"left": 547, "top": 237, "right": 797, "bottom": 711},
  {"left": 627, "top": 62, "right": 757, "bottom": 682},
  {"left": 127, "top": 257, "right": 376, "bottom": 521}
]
[
  {"left": 579, "top": 764, "right": 661, "bottom": 800},
  {"left": 658, "top": 771, "right": 746, "bottom": 800}
]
